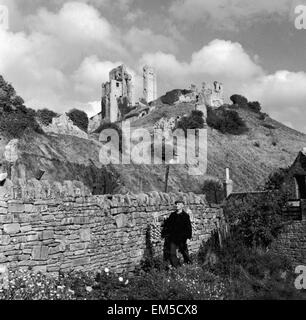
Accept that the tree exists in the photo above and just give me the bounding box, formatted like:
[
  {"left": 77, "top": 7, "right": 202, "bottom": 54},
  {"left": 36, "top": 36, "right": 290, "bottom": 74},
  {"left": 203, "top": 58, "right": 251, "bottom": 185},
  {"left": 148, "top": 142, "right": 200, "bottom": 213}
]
[
  {"left": 36, "top": 108, "right": 59, "bottom": 126},
  {"left": 206, "top": 106, "right": 248, "bottom": 135},
  {"left": 177, "top": 110, "right": 204, "bottom": 134},
  {"left": 202, "top": 179, "right": 225, "bottom": 204},
  {"left": 67, "top": 109, "right": 89, "bottom": 133},
  {"left": 248, "top": 101, "right": 261, "bottom": 113},
  {"left": 264, "top": 167, "right": 289, "bottom": 191},
  {"left": 230, "top": 94, "right": 248, "bottom": 108},
  {"left": 224, "top": 191, "right": 288, "bottom": 248},
  {"left": 0, "top": 74, "right": 43, "bottom": 138}
]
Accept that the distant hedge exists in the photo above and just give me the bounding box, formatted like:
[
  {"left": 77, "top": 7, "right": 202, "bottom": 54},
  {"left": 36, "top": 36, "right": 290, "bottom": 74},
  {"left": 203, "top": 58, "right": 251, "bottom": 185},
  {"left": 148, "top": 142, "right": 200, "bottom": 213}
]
[
  {"left": 207, "top": 106, "right": 248, "bottom": 135},
  {"left": 67, "top": 109, "right": 89, "bottom": 133},
  {"left": 0, "top": 75, "right": 43, "bottom": 138},
  {"left": 36, "top": 108, "right": 59, "bottom": 126},
  {"left": 177, "top": 110, "right": 204, "bottom": 133},
  {"left": 230, "top": 94, "right": 262, "bottom": 114},
  {"left": 161, "top": 89, "right": 192, "bottom": 105}
]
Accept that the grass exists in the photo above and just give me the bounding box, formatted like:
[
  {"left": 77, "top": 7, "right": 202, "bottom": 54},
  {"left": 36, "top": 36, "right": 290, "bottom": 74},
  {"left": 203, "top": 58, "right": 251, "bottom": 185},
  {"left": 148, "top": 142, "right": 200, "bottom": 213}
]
[{"left": 2, "top": 102, "right": 306, "bottom": 194}]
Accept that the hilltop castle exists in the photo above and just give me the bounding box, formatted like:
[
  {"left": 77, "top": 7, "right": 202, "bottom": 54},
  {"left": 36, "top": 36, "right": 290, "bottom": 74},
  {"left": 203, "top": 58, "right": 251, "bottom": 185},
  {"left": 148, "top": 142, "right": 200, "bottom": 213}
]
[
  {"left": 89, "top": 64, "right": 157, "bottom": 132},
  {"left": 88, "top": 63, "right": 224, "bottom": 133}
]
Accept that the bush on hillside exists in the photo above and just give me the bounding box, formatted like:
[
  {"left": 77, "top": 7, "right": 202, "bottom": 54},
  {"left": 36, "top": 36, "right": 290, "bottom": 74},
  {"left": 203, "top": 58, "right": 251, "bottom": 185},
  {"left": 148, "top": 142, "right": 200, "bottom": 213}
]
[
  {"left": 67, "top": 109, "right": 89, "bottom": 133},
  {"left": 206, "top": 106, "right": 248, "bottom": 135},
  {"left": 224, "top": 190, "right": 288, "bottom": 248},
  {"left": 248, "top": 101, "right": 261, "bottom": 113},
  {"left": 230, "top": 94, "right": 262, "bottom": 114},
  {"left": 201, "top": 179, "right": 225, "bottom": 204},
  {"left": 0, "top": 75, "right": 43, "bottom": 138},
  {"left": 161, "top": 89, "right": 192, "bottom": 105},
  {"left": 177, "top": 110, "right": 204, "bottom": 133},
  {"left": 36, "top": 108, "right": 59, "bottom": 126},
  {"left": 264, "top": 167, "right": 290, "bottom": 191},
  {"left": 230, "top": 94, "right": 248, "bottom": 108}
]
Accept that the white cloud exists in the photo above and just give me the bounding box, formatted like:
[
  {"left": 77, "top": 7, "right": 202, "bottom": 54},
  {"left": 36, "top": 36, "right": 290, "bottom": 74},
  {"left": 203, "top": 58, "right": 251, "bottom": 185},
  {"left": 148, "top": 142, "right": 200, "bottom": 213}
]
[
  {"left": 140, "top": 39, "right": 263, "bottom": 95},
  {"left": 124, "top": 27, "right": 178, "bottom": 54},
  {"left": 72, "top": 56, "right": 123, "bottom": 98},
  {"left": 1, "top": 1, "right": 306, "bottom": 133},
  {"left": 140, "top": 39, "right": 306, "bottom": 132},
  {"left": 0, "top": 1, "right": 176, "bottom": 114},
  {"left": 242, "top": 70, "right": 306, "bottom": 132},
  {"left": 170, "top": 0, "right": 292, "bottom": 30}
]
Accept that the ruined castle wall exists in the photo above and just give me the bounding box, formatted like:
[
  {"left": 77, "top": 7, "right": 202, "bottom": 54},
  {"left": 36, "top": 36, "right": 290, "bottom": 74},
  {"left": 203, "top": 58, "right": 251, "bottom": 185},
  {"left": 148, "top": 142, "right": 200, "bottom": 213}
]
[
  {"left": 143, "top": 66, "right": 157, "bottom": 103},
  {"left": 0, "top": 180, "right": 223, "bottom": 275},
  {"left": 270, "top": 201, "right": 306, "bottom": 266}
]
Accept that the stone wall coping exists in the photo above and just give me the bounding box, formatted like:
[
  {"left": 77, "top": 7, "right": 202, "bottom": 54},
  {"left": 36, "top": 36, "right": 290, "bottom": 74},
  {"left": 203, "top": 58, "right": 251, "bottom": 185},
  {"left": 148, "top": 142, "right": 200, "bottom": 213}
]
[{"left": 0, "top": 179, "right": 212, "bottom": 208}]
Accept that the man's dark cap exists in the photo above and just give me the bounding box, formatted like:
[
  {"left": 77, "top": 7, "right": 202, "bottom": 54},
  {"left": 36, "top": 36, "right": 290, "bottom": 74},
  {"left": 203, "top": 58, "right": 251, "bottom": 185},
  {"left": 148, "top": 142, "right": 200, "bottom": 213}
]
[{"left": 175, "top": 200, "right": 184, "bottom": 204}]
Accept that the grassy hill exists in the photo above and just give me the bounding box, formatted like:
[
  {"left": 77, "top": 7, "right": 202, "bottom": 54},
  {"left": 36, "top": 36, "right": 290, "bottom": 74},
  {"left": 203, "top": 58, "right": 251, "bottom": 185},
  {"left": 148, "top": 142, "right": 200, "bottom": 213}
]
[{"left": 1, "top": 100, "right": 306, "bottom": 195}]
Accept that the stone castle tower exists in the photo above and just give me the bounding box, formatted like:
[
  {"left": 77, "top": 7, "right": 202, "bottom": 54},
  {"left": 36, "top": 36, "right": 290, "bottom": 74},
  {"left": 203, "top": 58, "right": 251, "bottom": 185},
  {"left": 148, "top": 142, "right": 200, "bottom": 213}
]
[
  {"left": 101, "top": 64, "right": 134, "bottom": 123},
  {"left": 143, "top": 65, "right": 157, "bottom": 104}
]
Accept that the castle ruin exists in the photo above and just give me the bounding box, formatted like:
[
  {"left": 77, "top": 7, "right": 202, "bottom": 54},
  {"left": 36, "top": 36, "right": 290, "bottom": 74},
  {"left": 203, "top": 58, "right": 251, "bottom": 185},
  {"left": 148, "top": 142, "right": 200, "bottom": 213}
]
[
  {"left": 143, "top": 65, "right": 157, "bottom": 104},
  {"left": 202, "top": 81, "right": 224, "bottom": 108},
  {"left": 101, "top": 65, "right": 134, "bottom": 123}
]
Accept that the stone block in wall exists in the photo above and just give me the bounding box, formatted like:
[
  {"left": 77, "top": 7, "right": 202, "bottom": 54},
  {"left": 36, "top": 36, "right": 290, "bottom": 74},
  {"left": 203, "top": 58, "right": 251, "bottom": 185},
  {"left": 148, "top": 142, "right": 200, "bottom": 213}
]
[
  {"left": 33, "top": 265, "right": 47, "bottom": 273},
  {"left": 3, "top": 223, "right": 20, "bottom": 234},
  {"left": 8, "top": 201, "right": 25, "bottom": 213},
  {"left": 0, "top": 215, "right": 14, "bottom": 224},
  {"left": 71, "top": 257, "right": 90, "bottom": 267},
  {"left": 80, "top": 229, "right": 91, "bottom": 242},
  {"left": 38, "top": 230, "right": 54, "bottom": 241},
  {"left": 115, "top": 214, "right": 129, "bottom": 228},
  {"left": 0, "top": 235, "right": 10, "bottom": 245},
  {"left": 32, "top": 245, "right": 49, "bottom": 260}
]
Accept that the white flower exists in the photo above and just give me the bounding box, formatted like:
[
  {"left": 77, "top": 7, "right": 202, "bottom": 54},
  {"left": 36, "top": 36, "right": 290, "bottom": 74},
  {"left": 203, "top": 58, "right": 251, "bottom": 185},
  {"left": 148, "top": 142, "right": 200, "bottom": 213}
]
[
  {"left": 118, "top": 277, "right": 124, "bottom": 282},
  {"left": 124, "top": 280, "right": 129, "bottom": 285},
  {"left": 86, "top": 286, "right": 93, "bottom": 293},
  {"left": 104, "top": 268, "right": 109, "bottom": 273}
]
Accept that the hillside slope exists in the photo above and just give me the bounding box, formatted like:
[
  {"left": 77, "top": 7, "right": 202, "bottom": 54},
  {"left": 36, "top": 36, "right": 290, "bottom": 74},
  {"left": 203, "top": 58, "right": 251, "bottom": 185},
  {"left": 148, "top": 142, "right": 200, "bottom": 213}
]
[{"left": 1, "top": 102, "right": 306, "bottom": 194}]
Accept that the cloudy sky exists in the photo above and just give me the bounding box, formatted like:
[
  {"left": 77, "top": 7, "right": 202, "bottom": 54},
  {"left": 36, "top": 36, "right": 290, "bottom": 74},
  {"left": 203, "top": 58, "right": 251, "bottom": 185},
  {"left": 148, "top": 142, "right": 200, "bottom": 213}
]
[{"left": 1, "top": 0, "right": 306, "bottom": 131}]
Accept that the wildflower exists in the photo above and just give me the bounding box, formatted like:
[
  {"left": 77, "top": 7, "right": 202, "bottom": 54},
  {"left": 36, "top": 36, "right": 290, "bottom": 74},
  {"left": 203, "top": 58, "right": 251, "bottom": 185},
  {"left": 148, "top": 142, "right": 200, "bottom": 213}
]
[
  {"left": 86, "top": 286, "right": 93, "bottom": 293},
  {"left": 118, "top": 277, "right": 123, "bottom": 282},
  {"left": 124, "top": 280, "right": 129, "bottom": 285},
  {"left": 104, "top": 268, "right": 109, "bottom": 273}
]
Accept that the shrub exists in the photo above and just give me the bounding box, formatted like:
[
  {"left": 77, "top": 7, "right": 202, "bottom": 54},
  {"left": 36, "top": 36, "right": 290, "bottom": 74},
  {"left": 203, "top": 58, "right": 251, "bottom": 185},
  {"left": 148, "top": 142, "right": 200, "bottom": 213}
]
[
  {"left": 254, "top": 141, "right": 260, "bottom": 148},
  {"left": 206, "top": 106, "right": 248, "bottom": 135},
  {"left": 248, "top": 101, "right": 261, "bottom": 113},
  {"left": 0, "top": 75, "right": 43, "bottom": 138},
  {"left": 67, "top": 109, "right": 89, "bottom": 132},
  {"left": 161, "top": 89, "right": 192, "bottom": 105},
  {"left": 36, "top": 108, "right": 59, "bottom": 126},
  {"left": 177, "top": 110, "right": 204, "bottom": 133},
  {"left": 224, "top": 191, "right": 288, "bottom": 248},
  {"left": 264, "top": 167, "right": 289, "bottom": 191},
  {"left": 201, "top": 179, "right": 225, "bottom": 204},
  {"left": 230, "top": 94, "right": 248, "bottom": 108}
]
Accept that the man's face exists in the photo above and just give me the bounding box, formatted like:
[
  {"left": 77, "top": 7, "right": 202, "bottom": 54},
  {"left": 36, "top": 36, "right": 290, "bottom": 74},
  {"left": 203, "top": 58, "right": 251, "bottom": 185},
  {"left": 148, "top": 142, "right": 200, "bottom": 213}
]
[{"left": 176, "top": 202, "right": 184, "bottom": 212}]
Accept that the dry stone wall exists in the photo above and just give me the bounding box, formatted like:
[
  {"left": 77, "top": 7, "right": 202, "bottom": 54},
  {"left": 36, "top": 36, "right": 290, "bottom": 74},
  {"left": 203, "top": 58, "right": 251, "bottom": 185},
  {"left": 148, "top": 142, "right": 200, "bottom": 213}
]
[
  {"left": 270, "top": 200, "right": 306, "bottom": 266},
  {"left": 0, "top": 179, "right": 224, "bottom": 275}
]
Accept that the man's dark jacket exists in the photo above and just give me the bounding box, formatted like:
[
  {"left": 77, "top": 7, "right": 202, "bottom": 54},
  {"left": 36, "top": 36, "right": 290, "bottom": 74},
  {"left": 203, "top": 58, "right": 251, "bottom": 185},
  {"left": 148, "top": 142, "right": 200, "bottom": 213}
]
[{"left": 161, "top": 210, "right": 192, "bottom": 244}]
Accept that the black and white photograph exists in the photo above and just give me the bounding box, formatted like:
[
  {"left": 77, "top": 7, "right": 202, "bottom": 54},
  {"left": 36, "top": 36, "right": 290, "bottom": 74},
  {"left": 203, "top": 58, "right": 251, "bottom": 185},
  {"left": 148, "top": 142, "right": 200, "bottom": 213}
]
[{"left": 0, "top": 0, "right": 305, "bottom": 309}]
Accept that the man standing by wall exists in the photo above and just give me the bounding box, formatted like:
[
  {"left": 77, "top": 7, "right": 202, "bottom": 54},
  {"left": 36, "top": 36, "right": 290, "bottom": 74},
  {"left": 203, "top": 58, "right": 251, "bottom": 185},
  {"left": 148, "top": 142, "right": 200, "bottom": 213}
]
[{"left": 161, "top": 200, "right": 192, "bottom": 267}]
